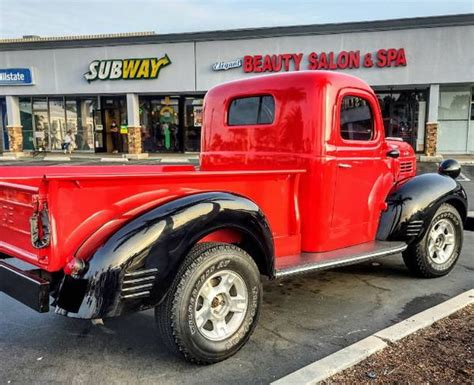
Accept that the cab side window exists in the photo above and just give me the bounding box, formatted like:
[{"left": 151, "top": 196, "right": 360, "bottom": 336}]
[
  {"left": 340, "top": 96, "right": 374, "bottom": 141},
  {"left": 228, "top": 95, "right": 275, "bottom": 126}
]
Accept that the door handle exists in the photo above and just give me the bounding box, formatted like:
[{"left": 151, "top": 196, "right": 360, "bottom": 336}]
[{"left": 338, "top": 163, "right": 352, "bottom": 169}]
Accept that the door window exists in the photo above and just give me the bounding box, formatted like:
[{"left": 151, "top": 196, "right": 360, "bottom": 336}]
[{"left": 340, "top": 96, "right": 374, "bottom": 141}]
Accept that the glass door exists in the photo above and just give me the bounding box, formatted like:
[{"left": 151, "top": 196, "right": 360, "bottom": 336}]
[
  {"left": 139, "top": 96, "right": 180, "bottom": 152},
  {"left": 101, "top": 96, "right": 127, "bottom": 153},
  {"left": 184, "top": 97, "right": 204, "bottom": 152}
]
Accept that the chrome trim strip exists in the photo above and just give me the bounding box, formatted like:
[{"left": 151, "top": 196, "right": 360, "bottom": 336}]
[
  {"left": 121, "top": 283, "right": 153, "bottom": 293},
  {"left": 275, "top": 244, "right": 407, "bottom": 278},
  {"left": 123, "top": 276, "right": 156, "bottom": 285},
  {"left": 123, "top": 268, "right": 158, "bottom": 278},
  {"left": 121, "top": 291, "right": 151, "bottom": 299}
]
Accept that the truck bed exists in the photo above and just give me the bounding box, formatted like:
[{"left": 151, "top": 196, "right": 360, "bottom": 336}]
[{"left": 0, "top": 165, "right": 303, "bottom": 271}]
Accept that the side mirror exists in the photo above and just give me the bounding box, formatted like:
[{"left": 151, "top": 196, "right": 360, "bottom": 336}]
[
  {"left": 438, "top": 159, "right": 461, "bottom": 179},
  {"left": 386, "top": 149, "right": 400, "bottom": 159}
]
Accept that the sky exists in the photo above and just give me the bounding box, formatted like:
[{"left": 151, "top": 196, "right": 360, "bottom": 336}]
[{"left": 0, "top": 0, "right": 473, "bottom": 38}]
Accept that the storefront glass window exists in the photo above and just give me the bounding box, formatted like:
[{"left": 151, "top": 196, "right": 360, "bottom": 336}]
[
  {"left": 65, "top": 98, "right": 96, "bottom": 151},
  {"left": 0, "top": 99, "right": 7, "bottom": 151},
  {"left": 184, "top": 97, "right": 203, "bottom": 152},
  {"left": 49, "top": 97, "right": 66, "bottom": 150},
  {"left": 471, "top": 88, "right": 474, "bottom": 121},
  {"left": 19, "top": 98, "right": 34, "bottom": 151},
  {"left": 32, "top": 98, "right": 49, "bottom": 150},
  {"left": 140, "top": 96, "right": 180, "bottom": 152},
  {"left": 376, "top": 90, "right": 427, "bottom": 150},
  {"left": 438, "top": 88, "right": 470, "bottom": 120},
  {"left": 18, "top": 96, "right": 96, "bottom": 152},
  {"left": 438, "top": 87, "right": 471, "bottom": 153},
  {"left": 77, "top": 98, "right": 96, "bottom": 151}
]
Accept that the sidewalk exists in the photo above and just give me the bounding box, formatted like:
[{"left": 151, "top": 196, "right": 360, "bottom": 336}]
[
  {"left": 325, "top": 304, "right": 473, "bottom": 384},
  {"left": 418, "top": 153, "right": 474, "bottom": 165},
  {"left": 273, "top": 290, "right": 474, "bottom": 385},
  {"left": 0, "top": 151, "right": 199, "bottom": 164}
]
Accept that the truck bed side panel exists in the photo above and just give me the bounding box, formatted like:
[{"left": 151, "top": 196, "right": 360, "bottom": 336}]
[{"left": 0, "top": 168, "right": 303, "bottom": 272}]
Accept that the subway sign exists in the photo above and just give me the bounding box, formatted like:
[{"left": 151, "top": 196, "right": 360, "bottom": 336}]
[
  {"left": 84, "top": 55, "right": 171, "bottom": 82},
  {"left": 0, "top": 68, "right": 34, "bottom": 85}
]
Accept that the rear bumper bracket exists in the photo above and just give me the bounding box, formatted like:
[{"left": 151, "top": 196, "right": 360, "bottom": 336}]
[{"left": 0, "top": 260, "right": 50, "bottom": 313}]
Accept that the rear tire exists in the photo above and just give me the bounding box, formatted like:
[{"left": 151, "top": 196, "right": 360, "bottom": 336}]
[
  {"left": 155, "top": 242, "right": 262, "bottom": 364},
  {"left": 402, "top": 203, "right": 463, "bottom": 278}
]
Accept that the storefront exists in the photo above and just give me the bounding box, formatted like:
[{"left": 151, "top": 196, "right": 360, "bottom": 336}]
[{"left": 0, "top": 14, "right": 473, "bottom": 155}]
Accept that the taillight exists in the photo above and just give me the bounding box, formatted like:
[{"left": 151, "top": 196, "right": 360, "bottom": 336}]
[{"left": 64, "top": 257, "right": 87, "bottom": 276}]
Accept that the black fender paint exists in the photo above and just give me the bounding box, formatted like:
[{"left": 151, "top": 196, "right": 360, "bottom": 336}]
[
  {"left": 55, "top": 192, "right": 274, "bottom": 319},
  {"left": 376, "top": 173, "right": 467, "bottom": 243}
]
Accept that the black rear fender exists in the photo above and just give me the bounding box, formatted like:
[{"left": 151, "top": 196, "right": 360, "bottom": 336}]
[
  {"left": 376, "top": 173, "right": 467, "bottom": 243},
  {"left": 55, "top": 192, "right": 274, "bottom": 319}
]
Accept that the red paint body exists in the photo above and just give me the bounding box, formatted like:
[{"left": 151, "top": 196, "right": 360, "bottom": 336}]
[{"left": 0, "top": 72, "right": 416, "bottom": 273}]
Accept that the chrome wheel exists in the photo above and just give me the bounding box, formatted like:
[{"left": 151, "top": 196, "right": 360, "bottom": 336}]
[
  {"left": 427, "top": 218, "right": 456, "bottom": 264},
  {"left": 194, "top": 270, "right": 248, "bottom": 341}
]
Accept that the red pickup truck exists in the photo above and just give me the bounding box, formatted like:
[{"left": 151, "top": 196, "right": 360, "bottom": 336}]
[{"left": 0, "top": 72, "right": 467, "bottom": 364}]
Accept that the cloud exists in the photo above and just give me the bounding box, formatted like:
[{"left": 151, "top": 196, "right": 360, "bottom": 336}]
[{"left": 0, "top": 0, "right": 472, "bottom": 38}]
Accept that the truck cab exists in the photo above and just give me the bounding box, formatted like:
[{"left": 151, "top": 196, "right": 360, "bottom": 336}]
[{"left": 201, "top": 71, "right": 416, "bottom": 254}]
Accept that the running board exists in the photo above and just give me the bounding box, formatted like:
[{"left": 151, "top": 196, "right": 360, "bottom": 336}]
[{"left": 275, "top": 241, "right": 407, "bottom": 278}]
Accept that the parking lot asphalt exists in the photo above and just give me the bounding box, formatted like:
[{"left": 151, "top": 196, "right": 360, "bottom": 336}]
[{"left": 0, "top": 161, "right": 473, "bottom": 384}]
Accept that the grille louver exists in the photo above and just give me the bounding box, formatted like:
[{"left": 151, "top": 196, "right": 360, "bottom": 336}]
[
  {"left": 406, "top": 220, "right": 423, "bottom": 237},
  {"left": 121, "top": 268, "right": 158, "bottom": 299},
  {"left": 400, "top": 161, "right": 414, "bottom": 174}
]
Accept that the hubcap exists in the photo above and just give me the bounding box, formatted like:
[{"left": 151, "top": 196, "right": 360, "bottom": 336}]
[
  {"left": 194, "top": 270, "right": 248, "bottom": 341},
  {"left": 428, "top": 218, "right": 456, "bottom": 264}
]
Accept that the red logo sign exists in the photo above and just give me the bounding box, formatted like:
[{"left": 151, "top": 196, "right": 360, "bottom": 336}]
[{"left": 243, "top": 48, "right": 407, "bottom": 73}]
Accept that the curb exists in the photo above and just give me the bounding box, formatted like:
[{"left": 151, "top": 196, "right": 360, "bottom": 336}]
[
  {"left": 100, "top": 157, "right": 129, "bottom": 163},
  {"left": 43, "top": 155, "right": 71, "bottom": 161},
  {"left": 272, "top": 289, "right": 473, "bottom": 385}
]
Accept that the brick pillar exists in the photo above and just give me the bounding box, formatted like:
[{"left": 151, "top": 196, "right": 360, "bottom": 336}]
[
  {"left": 424, "top": 122, "right": 438, "bottom": 156},
  {"left": 7, "top": 126, "right": 23, "bottom": 153},
  {"left": 127, "top": 126, "right": 142, "bottom": 154}
]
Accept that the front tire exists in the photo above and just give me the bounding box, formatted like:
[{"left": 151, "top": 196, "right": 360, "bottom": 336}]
[
  {"left": 403, "top": 203, "right": 463, "bottom": 278},
  {"left": 155, "top": 242, "right": 262, "bottom": 364}
]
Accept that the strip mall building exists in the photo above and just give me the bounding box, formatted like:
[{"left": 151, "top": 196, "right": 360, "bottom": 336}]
[{"left": 0, "top": 14, "right": 473, "bottom": 155}]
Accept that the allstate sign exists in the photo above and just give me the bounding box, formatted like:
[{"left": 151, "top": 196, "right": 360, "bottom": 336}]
[{"left": 0, "top": 68, "right": 34, "bottom": 85}]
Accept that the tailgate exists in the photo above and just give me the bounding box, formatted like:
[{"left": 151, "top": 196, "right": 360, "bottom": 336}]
[{"left": 0, "top": 181, "right": 47, "bottom": 265}]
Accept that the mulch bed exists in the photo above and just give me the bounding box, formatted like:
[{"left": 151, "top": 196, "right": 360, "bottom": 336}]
[{"left": 324, "top": 304, "right": 473, "bottom": 384}]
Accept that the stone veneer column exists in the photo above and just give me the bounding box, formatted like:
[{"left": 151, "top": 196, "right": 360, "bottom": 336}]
[
  {"left": 6, "top": 96, "right": 23, "bottom": 153},
  {"left": 424, "top": 122, "right": 438, "bottom": 156},
  {"left": 127, "top": 127, "right": 143, "bottom": 154},
  {"left": 7, "top": 126, "right": 23, "bottom": 153},
  {"left": 126, "top": 93, "right": 142, "bottom": 155}
]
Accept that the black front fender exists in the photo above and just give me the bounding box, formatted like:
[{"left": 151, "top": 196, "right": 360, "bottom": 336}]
[
  {"left": 56, "top": 192, "right": 274, "bottom": 319},
  {"left": 377, "top": 173, "right": 467, "bottom": 243}
]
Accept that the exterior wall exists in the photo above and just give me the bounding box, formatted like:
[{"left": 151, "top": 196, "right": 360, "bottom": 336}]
[
  {"left": 196, "top": 25, "right": 474, "bottom": 90},
  {"left": 0, "top": 43, "right": 195, "bottom": 95},
  {"left": 0, "top": 25, "right": 472, "bottom": 96}
]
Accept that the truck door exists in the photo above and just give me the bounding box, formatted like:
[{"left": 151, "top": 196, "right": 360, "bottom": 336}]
[{"left": 331, "top": 89, "right": 388, "bottom": 249}]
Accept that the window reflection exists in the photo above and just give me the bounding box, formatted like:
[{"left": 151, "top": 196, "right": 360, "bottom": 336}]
[
  {"left": 184, "top": 97, "right": 203, "bottom": 152},
  {"left": 140, "top": 96, "right": 180, "bottom": 152},
  {"left": 18, "top": 96, "right": 96, "bottom": 152}
]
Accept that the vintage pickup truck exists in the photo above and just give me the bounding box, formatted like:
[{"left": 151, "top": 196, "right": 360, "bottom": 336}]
[{"left": 0, "top": 72, "right": 467, "bottom": 364}]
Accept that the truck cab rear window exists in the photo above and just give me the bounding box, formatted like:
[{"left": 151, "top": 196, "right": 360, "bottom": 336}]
[
  {"left": 340, "top": 96, "right": 374, "bottom": 141},
  {"left": 228, "top": 95, "right": 275, "bottom": 126}
]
